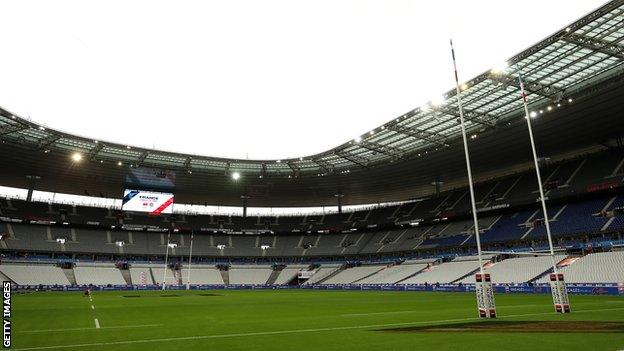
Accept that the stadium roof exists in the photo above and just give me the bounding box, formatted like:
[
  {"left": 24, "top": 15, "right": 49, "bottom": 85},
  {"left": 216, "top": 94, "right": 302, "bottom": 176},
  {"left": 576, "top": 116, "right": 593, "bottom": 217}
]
[
  {"left": 1, "top": 0, "right": 623, "bottom": 179},
  {"left": 0, "top": 0, "right": 623, "bottom": 207}
]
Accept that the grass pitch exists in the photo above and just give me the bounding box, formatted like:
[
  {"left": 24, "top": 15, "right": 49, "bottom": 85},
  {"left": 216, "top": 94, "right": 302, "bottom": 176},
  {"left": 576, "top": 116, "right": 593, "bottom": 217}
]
[{"left": 11, "top": 290, "right": 624, "bottom": 350}]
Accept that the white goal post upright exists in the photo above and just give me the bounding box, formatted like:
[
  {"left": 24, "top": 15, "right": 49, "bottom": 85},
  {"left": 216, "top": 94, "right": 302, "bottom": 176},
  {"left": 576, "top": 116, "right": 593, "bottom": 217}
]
[
  {"left": 162, "top": 230, "right": 171, "bottom": 291},
  {"left": 449, "top": 40, "right": 496, "bottom": 318},
  {"left": 186, "top": 231, "right": 194, "bottom": 290},
  {"left": 518, "top": 73, "right": 571, "bottom": 313}
]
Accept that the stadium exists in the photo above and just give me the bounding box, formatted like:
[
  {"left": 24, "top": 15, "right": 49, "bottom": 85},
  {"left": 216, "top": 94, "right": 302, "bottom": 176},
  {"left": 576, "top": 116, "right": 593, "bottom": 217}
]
[{"left": 1, "top": 0, "right": 624, "bottom": 350}]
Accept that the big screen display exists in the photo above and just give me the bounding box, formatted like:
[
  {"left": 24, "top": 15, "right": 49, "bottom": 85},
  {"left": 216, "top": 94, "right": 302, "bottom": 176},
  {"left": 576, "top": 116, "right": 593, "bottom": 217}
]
[{"left": 122, "top": 189, "right": 174, "bottom": 215}]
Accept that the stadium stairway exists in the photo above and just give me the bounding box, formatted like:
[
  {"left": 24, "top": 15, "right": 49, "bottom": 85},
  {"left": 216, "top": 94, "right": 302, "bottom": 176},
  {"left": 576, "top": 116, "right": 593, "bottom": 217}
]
[
  {"left": 450, "top": 266, "right": 482, "bottom": 284},
  {"left": 148, "top": 268, "right": 157, "bottom": 286},
  {"left": 450, "top": 255, "right": 501, "bottom": 283},
  {"left": 120, "top": 269, "right": 133, "bottom": 285},
  {"left": 266, "top": 267, "right": 283, "bottom": 285},
  {"left": 394, "top": 264, "right": 432, "bottom": 284},
  {"left": 316, "top": 264, "right": 346, "bottom": 284},
  {"left": 62, "top": 267, "right": 77, "bottom": 285},
  {"left": 528, "top": 255, "right": 578, "bottom": 283},
  {"left": 0, "top": 271, "right": 13, "bottom": 284},
  {"left": 220, "top": 269, "right": 230, "bottom": 285},
  {"left": 351, "top": 264, "right": 394, "bottom": 284}
]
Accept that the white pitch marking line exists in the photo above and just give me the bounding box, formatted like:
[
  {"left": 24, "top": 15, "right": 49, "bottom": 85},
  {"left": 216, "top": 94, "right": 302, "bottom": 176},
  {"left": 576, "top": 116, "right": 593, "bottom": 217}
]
[
  {"left": 11, "top": 307, "right": 624, "bottom": 351},
  {"left": 340, "top": 301, "right": 624, "bottom": 317},
  {"left": 94, "top": 319, "right": 100, "bottom": 329},
  {"left": 22, "top": 324, "right": 165, "bottom": 334}
]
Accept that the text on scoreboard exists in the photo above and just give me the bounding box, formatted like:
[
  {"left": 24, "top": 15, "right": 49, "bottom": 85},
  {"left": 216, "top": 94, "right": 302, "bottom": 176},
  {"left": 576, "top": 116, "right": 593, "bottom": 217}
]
[{"left": 122, "top": 189, "right": 174, "bottom": 215}]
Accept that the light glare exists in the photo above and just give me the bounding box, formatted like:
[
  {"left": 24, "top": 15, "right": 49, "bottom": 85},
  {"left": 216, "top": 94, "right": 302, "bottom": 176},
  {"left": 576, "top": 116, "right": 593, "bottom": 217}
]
[{"left": 71, "top": 153, "right": 82, "bottom": 162}]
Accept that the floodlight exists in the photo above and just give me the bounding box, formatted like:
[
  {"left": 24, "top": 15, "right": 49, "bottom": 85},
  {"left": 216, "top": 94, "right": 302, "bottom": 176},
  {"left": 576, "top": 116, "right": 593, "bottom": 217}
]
[
  {"left": 353, "top": 136, "right": 362, "bottom": 143},
  {"left": 216, "top": 244, "right": 226, "bottom": 250},
  {"left": 71, "top": 152, "right": 82, "bottom": 162},
  {"left": 56, "top": 238, "right": 66, "bottom": 244},
  {"left": 167, "top": 243, "right": 178, "bottom": 249},
  {"left": 115, "top": 240, "right": 125, "bottom": 247},
  {"left": 529, "top": 111, "right": 537, "bottom": 118},
  {"left": 232, "top": 172, "right": 241, "bottom": 180},
  {"left": 260, "top": 244, "right": 270, "bottom": 250}
]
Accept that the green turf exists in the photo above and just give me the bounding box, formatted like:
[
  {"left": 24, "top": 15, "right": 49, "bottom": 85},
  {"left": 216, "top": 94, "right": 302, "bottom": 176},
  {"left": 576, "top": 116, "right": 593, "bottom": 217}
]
[{"left": 11, "top": 290, "right": 624, "bottom": 350}]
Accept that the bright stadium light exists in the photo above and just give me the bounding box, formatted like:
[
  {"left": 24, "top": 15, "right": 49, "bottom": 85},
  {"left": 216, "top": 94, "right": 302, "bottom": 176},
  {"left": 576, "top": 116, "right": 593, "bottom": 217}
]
[
  {"left": 231, "top": 172, "right": 241, "bottom": 180},
  {"left": 56, "top": 238, "right": 66, "bottom": 244},
  {"left": 117, "top": 161, "right": 123, "bottom": 166},
  {"left": 115, "top": 240, "right": 125, "bottom": 247},
  {"left": 260, "top": 244, "right": 270, "bottom": 250},
  {"left": 429, "top": 95, "right": 445, "bottom": 107},
  {"left": 71, "top": 152, "right": 82, "bottom": 162},
  {"left": 216, "top": 244, "right": 226, "bottom": 250},
  {"left": 491, "top": 61, "right": 509, "bottom": 74},
  {"left": 529, "top": 111, "right": 537, "bottom": 118},
  {"left": 353, "top": 136, "right": 362, "bottom": 143},
  {"left": 167, "top": 243, "right": 178, "bottom": 249}
]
